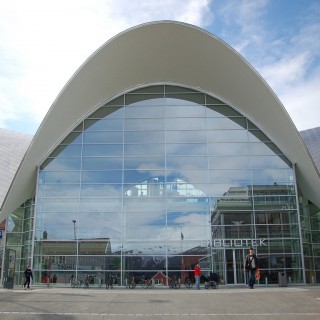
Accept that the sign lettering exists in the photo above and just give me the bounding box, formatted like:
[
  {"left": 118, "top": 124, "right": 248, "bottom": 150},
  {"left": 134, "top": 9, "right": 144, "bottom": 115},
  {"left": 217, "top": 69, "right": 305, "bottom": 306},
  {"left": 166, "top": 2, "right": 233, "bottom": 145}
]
[{"left": 212, "top": 238, "right": 267, "bottom": 248}]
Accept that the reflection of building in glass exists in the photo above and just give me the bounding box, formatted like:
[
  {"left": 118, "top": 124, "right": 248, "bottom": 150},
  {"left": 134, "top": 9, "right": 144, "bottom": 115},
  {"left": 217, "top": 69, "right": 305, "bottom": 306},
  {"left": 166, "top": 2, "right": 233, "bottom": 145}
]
[
  {"left": 1, "top": 22, "right": 320, "bottom": 287},
  {"left": 35, "top": 238, "right": 112, "bottom": 284},
  {"left": 212, "top": 184, "right": 296, "bottom": 239},
  {"left": 125, "top": 178, "right": 206, "bottom": 197},
  {"left": 211, "top": 184, "right": 300, "bottom": 284}
]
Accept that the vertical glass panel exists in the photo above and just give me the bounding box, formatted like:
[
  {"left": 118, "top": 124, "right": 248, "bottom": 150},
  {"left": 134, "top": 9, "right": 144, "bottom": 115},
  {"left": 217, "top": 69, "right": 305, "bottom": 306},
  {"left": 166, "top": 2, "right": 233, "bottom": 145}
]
[
  {"left": 82, "top": 144, "right": 123, "bottom": 157},
  {"left": 81, "top": 170, "right": 123, "bottom": 183},
  {"left": 166, "top": 143, "right": 207, "bottom": 156},
  {"left": 50, "top": 144, "right": 82, "bottom": 158},
  {"left": 166, "top": 118, "right": 206, "bottom": 130},
  {"left": 40, "top": 158, "right": 81, "bottom": 171},
  {"left": 124, "top": 156, "right": 165, "bottom": 170},
  {"left": 82, "top": 157, "right": 123, "bottom": 170},
  {"left": 124, "top": 118, "right": 165, "bottom": 131},
  {"left": 124, "top": 143, "right": 165, "bottom": 156},
  {"left": 206, "top": 117, "right": 247, "bottom": 130},
  {"left": 208, "top": 156, "right": 250, "bottom": 169},
  {"left": 83, "top": 131, "right": 123, "bottom": 144},
  {"left": 124, "top": 131, "right": 164, "bottom": 143},
  {"left": 125, "top": 104, "right": 165, "bottom": 118},
  {"left": 40, "top": 171, "right": 80, "bottom": 183},
  {"left": 207, "top": 143, "right": 249, "bottom": 155},
  {"left": 166, "top": 156, "right": 207, "bottom": 170},
  {"left": 207, "top": 129, "right": 248, "bottom": 142},
  {"left": 166, "top": 130, "right": 206, "bottom": 143},
  {"left": 84, "top": 118, "right": 124, "bottom": 131}
]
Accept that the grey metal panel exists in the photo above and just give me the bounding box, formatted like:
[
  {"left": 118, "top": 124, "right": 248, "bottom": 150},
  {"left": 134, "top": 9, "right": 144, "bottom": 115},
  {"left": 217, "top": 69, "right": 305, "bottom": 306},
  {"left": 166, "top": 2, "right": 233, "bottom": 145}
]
[
  {"left": 300, "top": 127, "right": 320, "bottom": 172},
  {"left": 1, "top": 21, "right": 320, "bottom": 222},
  {"left": 0, "top": 129, "right": 32, "bottom": 211}
]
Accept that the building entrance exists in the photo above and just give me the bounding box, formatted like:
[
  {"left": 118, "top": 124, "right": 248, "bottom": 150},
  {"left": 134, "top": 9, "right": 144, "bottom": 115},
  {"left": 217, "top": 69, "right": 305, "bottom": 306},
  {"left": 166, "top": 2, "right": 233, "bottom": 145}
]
[{"left": 225, "top": 249, "right": 246, "bottom": 285}]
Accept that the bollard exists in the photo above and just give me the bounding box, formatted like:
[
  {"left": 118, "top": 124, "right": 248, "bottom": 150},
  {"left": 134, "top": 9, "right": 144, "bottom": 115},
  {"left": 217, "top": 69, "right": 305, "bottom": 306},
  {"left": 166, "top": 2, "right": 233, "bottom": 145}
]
[
  {"left": 265, "top": 277, "right": 268, "bottom": 287},
  {"left": 288, "top": 276, "right": 291, "bottom": 285}
]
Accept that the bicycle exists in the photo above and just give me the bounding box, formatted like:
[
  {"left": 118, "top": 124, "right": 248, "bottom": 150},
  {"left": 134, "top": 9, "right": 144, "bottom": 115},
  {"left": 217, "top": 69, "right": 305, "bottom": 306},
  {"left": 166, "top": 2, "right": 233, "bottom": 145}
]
[
  {"left": 169, "top": 275, "right": 180, "bottom": 289},
  {"left": 84, "top": 276, "right": 89, "bottom": 289},
  {"left": 71, "top": 277, "right": 81, "bottom": 289},
  {"left": 140, "top": 276, "right": 153, "bottom": 289},
  {"left": 184, "top": 276, "right": 193, "bottom": 289},
  {"left": 129, "top": 275, "right": 136, "bottom": 289},
  {"left": 106, "top": 275, "right": 114, "bottom": 289}
]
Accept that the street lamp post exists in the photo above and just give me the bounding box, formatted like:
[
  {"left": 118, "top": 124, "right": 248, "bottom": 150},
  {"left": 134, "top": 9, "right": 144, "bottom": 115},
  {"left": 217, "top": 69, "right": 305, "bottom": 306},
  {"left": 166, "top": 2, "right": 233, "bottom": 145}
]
[{"left": 72, "top": 220, "right": 79, "bottom": 279}]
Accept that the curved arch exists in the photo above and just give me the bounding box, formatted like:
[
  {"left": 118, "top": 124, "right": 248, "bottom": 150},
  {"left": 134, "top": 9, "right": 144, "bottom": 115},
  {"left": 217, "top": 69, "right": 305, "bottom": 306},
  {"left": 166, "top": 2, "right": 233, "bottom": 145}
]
[{"left": 1, "top": 21, "right": 319, "bottom": 222}]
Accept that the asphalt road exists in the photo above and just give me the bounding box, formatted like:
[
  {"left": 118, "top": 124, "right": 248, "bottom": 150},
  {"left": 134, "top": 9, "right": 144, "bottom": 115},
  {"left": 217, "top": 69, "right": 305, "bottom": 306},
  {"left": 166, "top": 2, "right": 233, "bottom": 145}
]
[{"left": 0, "top": 286, "right": 320, "bottom": 319}]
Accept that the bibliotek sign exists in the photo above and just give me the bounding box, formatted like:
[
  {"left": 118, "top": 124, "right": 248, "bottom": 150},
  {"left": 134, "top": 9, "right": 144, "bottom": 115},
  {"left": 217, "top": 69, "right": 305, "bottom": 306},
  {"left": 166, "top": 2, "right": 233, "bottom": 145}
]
[{"left": 213, "top": 238, "right": 267, "bottom": 248}]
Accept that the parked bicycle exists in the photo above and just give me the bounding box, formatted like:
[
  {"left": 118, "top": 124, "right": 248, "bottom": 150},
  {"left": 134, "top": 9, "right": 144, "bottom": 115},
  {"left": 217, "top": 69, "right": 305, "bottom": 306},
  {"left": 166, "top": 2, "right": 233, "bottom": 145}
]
[
  {"left": 184, "top": 276, "right": 193, "bottom": 289},
  {"left": 84, "top": 275, "right": 89, "bottom": 289},
  {"left": 140, "top": 275, "right": 153, "bottom": 289},
  {"left": 106, "top": 274, "right": 115, "bottom": 289},
  {"left": 169, "top": 275, "right": 180, "bottom": 289},
  {"left": 70, "top": 275, "right": 81, "bottom": 289},
  {"left": 129, "top": 275, "right": 136, "bottom": 289}
]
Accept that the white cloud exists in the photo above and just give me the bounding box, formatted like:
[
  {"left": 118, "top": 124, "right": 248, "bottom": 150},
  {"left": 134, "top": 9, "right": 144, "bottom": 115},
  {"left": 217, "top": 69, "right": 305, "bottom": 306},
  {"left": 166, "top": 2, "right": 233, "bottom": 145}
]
[
  {"left": 216, "top": 0, "right": 320, "bottom": 131},
  {"left": 0, "top": 0, "right": 213, "bottom": 133},
  {"left": 259, "top": 9, "right": 320, "bottom": 131}
]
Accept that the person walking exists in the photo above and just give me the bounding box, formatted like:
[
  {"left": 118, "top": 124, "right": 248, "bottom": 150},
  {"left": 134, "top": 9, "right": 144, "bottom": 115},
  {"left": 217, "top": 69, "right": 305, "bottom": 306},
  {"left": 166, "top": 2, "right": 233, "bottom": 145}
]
[
  {"left": 23, "top": 265, "right": 33, "bottom": 290},
  {"left": 244, "top": 247, "right": 258, "bottom": 289},
  {"left": 194, "top": 263, "right": 201, "bottom": 290}
]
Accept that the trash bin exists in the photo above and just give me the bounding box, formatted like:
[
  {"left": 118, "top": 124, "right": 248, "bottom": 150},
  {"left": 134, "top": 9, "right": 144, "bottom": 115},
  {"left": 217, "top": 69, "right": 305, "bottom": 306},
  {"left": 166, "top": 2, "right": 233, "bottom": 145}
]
[
  {"left": 278, "top": 272, "right": 287, "bottom": 287},
  {"left": 3, "top": 277, "right": 14, "bottom": 289}
]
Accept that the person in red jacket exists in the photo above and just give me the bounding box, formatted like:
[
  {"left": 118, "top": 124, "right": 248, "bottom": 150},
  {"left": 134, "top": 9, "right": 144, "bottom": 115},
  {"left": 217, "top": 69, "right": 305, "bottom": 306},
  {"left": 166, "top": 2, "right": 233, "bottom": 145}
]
[{"left": 194, "top": 263, "right": 201, "bottom": 289}]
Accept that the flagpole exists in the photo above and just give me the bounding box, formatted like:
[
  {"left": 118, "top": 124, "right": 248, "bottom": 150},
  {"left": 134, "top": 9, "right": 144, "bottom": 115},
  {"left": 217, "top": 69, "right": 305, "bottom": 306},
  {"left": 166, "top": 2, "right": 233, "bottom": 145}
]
[{"left": 181, "top": 226, "right": 184, "bottom": 283}]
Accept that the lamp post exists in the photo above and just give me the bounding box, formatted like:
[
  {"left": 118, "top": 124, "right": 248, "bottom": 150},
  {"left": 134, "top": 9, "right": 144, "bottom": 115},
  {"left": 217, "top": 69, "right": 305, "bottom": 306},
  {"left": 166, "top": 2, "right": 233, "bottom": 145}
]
[{"left": 72, "top": 220, "right": 79, "bottom": 279}]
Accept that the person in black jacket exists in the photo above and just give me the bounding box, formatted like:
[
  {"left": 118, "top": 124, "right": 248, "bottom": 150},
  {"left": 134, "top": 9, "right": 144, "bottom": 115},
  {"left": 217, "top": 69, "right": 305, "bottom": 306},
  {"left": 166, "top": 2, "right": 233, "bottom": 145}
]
[
  {"left": 23, "top": 265, "right": 33, "bottom": 290},
  {"left": 244, "top": 247, "right": 258, "bottom": 289}
]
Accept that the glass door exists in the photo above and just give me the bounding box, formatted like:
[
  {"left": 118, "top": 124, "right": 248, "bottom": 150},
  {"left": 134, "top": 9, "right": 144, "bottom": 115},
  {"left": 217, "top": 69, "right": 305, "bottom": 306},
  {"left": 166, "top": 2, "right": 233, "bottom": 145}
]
[{"left": 225, "top": 248, "right": 246, "bottom": 284}]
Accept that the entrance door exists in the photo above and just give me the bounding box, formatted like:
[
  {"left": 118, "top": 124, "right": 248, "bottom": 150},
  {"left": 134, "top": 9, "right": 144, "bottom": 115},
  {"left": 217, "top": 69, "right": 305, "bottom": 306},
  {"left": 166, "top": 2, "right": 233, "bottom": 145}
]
[{"left": 225, "top": 249, "right": 246, "bottom": 284}]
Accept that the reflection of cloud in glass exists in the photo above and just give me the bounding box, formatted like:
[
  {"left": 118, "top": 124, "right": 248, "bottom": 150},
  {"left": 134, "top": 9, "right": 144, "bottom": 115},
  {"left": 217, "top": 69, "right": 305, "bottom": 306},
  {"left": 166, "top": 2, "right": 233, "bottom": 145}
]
[{"left": 34, "top": 90, "right": 297, "bottom": 265}]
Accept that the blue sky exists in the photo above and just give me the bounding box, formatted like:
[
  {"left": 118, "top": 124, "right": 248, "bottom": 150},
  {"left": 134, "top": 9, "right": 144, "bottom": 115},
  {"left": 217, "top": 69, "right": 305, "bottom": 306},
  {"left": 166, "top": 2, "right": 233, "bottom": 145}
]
[{"left": 0, "top": 0, "right": 319, "bottom": 135}]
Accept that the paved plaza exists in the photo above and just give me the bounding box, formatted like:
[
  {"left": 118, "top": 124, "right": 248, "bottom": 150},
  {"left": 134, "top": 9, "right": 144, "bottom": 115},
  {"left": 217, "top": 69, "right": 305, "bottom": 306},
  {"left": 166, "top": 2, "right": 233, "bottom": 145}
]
[{"left": 0, "top": 285, "right": 320, "bottom": 319}]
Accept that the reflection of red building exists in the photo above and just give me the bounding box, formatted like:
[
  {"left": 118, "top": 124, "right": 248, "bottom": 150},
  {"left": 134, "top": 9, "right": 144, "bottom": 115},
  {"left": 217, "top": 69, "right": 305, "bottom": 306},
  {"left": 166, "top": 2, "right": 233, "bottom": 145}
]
[{"left": 152, "top": 272, "right": 169, "bottom": 285}]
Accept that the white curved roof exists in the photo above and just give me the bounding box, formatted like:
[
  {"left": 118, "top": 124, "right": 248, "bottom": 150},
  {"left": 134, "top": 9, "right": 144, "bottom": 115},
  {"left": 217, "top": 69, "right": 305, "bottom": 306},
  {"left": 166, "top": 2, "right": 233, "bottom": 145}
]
[{"left": 1, "top": 21, "right": 320, "bottom": 222}]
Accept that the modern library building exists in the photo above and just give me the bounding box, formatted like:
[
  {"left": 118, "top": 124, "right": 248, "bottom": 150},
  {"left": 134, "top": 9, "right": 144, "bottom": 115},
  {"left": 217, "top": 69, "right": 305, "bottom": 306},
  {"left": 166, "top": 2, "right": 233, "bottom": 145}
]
[{"left": 1, "top": 21, "right": 320, "bottom": 287}]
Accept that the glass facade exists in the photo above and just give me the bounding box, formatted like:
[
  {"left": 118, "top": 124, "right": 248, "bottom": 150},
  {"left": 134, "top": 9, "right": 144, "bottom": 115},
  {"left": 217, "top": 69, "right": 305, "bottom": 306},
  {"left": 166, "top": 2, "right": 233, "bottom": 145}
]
[{"left": 6, "top": 84, "right": 316, "bottom": 287}]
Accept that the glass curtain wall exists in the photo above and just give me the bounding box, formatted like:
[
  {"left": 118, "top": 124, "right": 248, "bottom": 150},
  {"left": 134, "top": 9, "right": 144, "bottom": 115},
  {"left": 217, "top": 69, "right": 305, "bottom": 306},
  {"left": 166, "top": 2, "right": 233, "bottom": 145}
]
[
  {"left": 2, "top": 200, "right": 34, "bottom": 286},
  {"left": 33, "top": 85, "right": 301, "bottom": 286}
]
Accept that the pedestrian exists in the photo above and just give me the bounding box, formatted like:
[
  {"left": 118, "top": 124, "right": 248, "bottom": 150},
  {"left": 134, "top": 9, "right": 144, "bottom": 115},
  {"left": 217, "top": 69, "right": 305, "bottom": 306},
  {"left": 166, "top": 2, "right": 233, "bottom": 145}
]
[
  {"left": 23, "top": 265, "right": 33, "bottom": 290},
  {"left": 244, "top": 247, "right": 258, "bottom": 289},
  {"left": 194, "top": 263, "right": 201, "bottom": 289}
]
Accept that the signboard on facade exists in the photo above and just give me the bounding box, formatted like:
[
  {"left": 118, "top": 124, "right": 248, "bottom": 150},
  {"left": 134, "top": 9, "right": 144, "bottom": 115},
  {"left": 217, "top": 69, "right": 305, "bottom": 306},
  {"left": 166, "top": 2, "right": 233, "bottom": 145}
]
[{"left": 213, "top": 238, "right": 267, "bottom": 248}]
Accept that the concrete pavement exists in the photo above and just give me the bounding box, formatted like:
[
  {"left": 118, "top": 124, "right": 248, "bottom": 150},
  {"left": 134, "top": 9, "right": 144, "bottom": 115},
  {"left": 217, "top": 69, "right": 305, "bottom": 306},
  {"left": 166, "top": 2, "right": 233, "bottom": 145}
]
[{"left": 0, "top": 285, "right": 320, "bottom": 319}]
